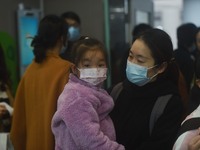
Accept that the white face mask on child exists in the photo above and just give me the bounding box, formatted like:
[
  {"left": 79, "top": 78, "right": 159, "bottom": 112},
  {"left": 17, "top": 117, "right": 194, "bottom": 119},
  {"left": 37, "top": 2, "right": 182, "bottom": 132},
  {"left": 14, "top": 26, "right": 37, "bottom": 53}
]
[{"left": 78, "top": 68, "right": 107, "bottom": 86}]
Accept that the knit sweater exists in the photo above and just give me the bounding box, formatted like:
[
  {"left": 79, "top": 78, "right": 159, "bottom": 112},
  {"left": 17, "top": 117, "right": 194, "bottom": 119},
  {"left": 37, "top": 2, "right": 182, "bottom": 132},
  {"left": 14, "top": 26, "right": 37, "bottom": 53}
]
[
  {"left": 51, "top": 74, "right": 125, "bottom": 150},
  {"left": 10, "top": 52, "right": 72, "bottom": 150},
  {"left": 110, "top": 78, "right": 184, "bottom": 150}
]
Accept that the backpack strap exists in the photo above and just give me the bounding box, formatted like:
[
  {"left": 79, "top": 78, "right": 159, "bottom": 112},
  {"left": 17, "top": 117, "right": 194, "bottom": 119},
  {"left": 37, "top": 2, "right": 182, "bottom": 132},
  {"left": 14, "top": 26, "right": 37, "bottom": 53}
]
[
  {"left": 110, "top": 82, "right": 123, "bottom": 102},
  {"left": 149, "top": 94, "right": 172, "bottom": 135},
  {"left": 177, "top": 117, "right": 200, "bottom": 138}
]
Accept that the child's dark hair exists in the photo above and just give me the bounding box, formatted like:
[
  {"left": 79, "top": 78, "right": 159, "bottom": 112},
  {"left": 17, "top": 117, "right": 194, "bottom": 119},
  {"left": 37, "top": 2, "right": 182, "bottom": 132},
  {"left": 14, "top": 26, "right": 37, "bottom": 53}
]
[
  {"left": 194, "top": 56, "right": 200, "bottom": 79},
  {"left": 71, "top": 36, "right": 108, "bottom": 66},
  {"left": 31, "top": 14, "right": 68, "bottom": 63}
]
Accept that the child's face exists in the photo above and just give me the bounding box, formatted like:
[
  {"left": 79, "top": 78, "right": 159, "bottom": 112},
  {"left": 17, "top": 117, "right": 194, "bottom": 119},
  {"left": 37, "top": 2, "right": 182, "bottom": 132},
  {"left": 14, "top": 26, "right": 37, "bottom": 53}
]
[{"left": 78, "top": 49, "right": 107, "bottom": 69}]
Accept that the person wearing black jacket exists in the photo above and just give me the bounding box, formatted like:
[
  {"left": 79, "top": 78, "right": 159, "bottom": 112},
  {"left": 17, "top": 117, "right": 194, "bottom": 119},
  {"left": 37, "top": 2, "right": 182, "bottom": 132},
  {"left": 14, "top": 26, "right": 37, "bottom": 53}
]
[
  {"left": 60, "top": 11, "right": 81, "bottom": 61},
  {"left": 188, "top": 56, "right": 200, "bottom": 114},
  {"left": 174, "top": 23, "right": 197, "bottom": 92},
  {"left": 110, "top": 28, "right": 184, "bottom": 150},
  {"left": 0, "top": 44, "right": 14, "bottom": 132}
]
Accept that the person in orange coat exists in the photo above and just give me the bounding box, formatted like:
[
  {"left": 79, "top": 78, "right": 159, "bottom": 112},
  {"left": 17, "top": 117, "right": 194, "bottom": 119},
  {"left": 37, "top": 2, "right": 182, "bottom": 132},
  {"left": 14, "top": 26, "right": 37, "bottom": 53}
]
[{"left": 10, "top": 14, "right": 72, "bottom": 150}]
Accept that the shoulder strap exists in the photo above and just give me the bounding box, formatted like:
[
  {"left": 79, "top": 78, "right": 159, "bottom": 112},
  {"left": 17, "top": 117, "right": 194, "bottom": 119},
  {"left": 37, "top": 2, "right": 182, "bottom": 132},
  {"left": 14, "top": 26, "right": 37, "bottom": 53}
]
[
  {"left": 177, "top": 117, "right": 200, "bottom": 138},
  {"left": 149, "top": 94, "right": 172, "bottom": 135},
  {"left": 110, "top": 82, "right": 123, "bottom": 102}
]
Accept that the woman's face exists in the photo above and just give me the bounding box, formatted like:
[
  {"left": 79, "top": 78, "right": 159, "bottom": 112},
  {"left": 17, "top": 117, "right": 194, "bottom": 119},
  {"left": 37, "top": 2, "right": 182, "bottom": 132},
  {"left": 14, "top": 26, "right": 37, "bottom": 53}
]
[
  {"left": 128, "top": 39, "right": 157, "bottom": 78},
  {"left": 196, "top": 31, "right": 200, "bottom": 51}
]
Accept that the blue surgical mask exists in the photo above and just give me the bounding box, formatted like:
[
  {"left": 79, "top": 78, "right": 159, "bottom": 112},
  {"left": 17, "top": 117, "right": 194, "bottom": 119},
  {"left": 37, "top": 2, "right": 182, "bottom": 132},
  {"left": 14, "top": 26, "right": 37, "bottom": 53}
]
[
  {"left": 68, "top": 26, "right": 80, "bottom": 42},
  {"left": 126, "top": 60, "right": 158, "bottom": 86}
]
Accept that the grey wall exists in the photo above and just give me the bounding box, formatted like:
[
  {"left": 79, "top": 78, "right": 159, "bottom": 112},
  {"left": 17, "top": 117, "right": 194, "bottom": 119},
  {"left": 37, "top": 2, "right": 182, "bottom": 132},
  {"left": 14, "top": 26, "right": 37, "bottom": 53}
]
[
  {"left": 0, "top": 0, "right": 39, "bottom": 38},
  {"left": 0, "top": 0, "right": 105, "bottom": 43},
  {"left": 44, "top": 0, "right": 105, "bottom": 43},
  {"left": 183, "top": 0, "right": 200, "bottom": 26}
]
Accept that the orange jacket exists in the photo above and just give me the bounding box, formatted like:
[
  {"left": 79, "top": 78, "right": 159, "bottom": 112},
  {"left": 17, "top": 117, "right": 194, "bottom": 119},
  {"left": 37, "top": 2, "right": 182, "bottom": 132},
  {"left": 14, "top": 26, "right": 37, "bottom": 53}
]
[{"left": 10, "top": 52, "right": 72, "bottom": 150}]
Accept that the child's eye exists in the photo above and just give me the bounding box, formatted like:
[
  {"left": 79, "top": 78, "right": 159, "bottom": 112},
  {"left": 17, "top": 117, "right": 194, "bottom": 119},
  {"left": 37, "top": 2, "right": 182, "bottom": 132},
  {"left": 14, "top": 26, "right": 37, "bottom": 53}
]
[
  {"left": 83, "top": 64, "right": 90, "bottom": 68},
  {"left": 98, "top": 64, "right": 106, "bottom": 67},
  {"left": 99, "top": 64, "right": 105, "bottom": 67}
]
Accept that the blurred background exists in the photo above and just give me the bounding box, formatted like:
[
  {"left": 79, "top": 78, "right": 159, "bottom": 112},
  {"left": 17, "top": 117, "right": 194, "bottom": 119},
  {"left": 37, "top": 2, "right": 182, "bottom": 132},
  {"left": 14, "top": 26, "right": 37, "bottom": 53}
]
[{"left": 0, "top": 0, "right": 200, "bottom": 92}]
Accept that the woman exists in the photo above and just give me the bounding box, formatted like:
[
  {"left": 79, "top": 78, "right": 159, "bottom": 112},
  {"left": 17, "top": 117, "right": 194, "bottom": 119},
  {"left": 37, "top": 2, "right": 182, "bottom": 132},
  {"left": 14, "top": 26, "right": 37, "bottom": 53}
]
[
  {"left": 10, "top": 15, "right": 72, "bottom": 150},
  {"left": 110, "top": 28, "right": 184, "bottom": 150}
]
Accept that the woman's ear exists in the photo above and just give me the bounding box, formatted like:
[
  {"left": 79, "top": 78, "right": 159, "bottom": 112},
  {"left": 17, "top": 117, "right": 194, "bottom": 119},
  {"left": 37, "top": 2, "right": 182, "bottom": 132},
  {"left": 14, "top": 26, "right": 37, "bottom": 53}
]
[
  {"left": 157, "top": 62, "right": 168, "bottom": 74},
  {"left": 196, "top": 79, "right": 200, "bottom": 88}
]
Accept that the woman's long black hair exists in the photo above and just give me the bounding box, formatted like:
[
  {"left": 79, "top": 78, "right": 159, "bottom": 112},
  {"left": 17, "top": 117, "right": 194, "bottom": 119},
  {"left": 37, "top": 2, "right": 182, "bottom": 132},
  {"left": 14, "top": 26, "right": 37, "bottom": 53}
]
[
  {"left": 137, "top": 28, "right": 180, "bottom": 86},
  {"left": 31, "top": 14, "right": 68, "bottom": 63}
]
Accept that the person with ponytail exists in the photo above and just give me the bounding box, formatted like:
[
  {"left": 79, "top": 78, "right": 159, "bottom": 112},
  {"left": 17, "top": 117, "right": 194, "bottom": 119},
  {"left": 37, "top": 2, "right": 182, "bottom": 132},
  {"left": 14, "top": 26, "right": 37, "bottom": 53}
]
[
  {"left": 10, "top": 14, "right": 72, "bottom": 150},
  {"left": 110, "top": 28, "right": 184, "bottom": 150}
]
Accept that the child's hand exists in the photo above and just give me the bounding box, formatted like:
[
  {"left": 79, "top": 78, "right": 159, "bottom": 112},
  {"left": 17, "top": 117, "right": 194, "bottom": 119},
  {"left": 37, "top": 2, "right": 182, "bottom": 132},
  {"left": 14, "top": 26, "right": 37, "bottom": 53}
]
[{"left": 188, "top": 128, "right": 200, "bottom": 150}]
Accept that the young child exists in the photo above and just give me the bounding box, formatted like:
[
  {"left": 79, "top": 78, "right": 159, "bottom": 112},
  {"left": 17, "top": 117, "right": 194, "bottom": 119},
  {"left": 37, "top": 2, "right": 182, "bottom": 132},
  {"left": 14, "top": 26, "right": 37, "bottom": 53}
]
[{"left": 51, "top": 36, "right": 125, "bottom": 150}]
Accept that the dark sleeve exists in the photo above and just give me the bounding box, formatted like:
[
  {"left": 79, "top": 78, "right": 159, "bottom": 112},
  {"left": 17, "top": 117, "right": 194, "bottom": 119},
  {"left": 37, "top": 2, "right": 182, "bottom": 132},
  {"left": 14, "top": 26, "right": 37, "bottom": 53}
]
[
  {"left": 174, "top": 51, "right": 194, "bottom": 92},
  {"left": 138, "top": 95, "right": 184, "bottom": 150}
]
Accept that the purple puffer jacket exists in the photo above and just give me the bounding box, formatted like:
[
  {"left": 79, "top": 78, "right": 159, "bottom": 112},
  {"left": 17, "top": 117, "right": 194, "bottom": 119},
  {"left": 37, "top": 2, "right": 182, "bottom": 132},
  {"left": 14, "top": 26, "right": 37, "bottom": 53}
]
[{"left": 51, "top": 74, "right": 125, "bottom": 150}]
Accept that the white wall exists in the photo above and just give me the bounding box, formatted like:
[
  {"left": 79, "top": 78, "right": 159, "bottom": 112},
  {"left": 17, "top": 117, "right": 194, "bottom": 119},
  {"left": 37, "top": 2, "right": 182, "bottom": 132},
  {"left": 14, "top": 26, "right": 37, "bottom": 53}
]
[
  {"left": 43, "top": 0, "right": 105, "bottom": 43},
  {"left": 182, "top": 0, "right": 200, "bottom": 26},
  {"left": 129, "top": 0, "right": 154, "bottom": 43},
  {"left": 153, "top": 0, "right": 183, "bottom": 49}
]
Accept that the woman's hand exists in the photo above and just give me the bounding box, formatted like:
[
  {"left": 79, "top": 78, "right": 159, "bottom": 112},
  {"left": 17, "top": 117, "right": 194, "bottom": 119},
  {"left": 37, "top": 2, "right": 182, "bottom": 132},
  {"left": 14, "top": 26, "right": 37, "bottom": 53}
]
[{"left": 188, "top": 129, "right": 200, "bottom": 150}]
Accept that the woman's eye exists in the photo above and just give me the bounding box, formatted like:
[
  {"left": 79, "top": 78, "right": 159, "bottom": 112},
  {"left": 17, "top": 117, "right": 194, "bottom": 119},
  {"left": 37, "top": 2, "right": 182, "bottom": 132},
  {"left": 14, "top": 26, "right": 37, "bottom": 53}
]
[
  {"left": 137, "top": 59, "right": 145, "bottom": 63},
  {"left": 128, "top": 54, "right": 133, "bottom": 60}
]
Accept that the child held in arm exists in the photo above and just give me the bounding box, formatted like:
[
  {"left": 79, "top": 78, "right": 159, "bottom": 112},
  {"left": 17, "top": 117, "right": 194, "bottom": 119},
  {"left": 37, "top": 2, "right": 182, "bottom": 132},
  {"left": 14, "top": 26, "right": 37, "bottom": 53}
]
[{"left": 51, "top": 36, "right": 125, "bottom": 150}]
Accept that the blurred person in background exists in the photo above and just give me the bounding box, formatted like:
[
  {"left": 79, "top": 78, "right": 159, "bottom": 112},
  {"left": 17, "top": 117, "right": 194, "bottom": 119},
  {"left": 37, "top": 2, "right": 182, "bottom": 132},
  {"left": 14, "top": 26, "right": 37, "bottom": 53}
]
[
  {"left": 193, "top": 27, "right": 200, "bottom": 59},
  {"left": 174, "top": 23, "right": 197, "bottom": 92},
  {"left": 60, "top": 11, "right": 81, "bottom": 61},
  {"left": 0, "top": 43, "right": 14, "bottom": 133},
  {"left": 188, "top": 56, "right": 200, "bottom": 114},
  {"left": 10, "top": 14, "right": 72, "bottom": 150}
]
